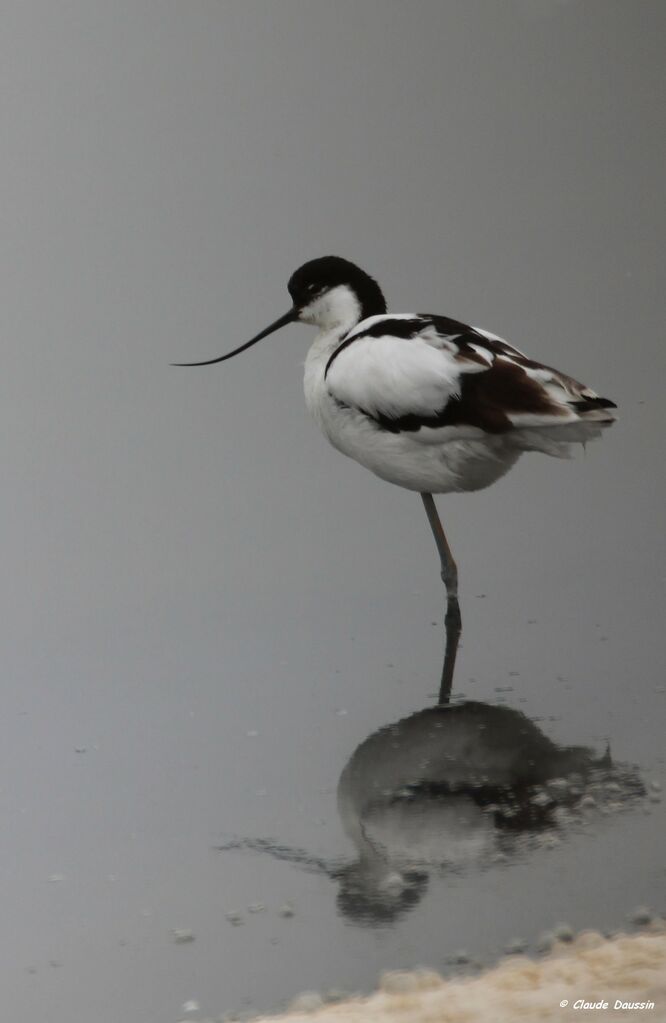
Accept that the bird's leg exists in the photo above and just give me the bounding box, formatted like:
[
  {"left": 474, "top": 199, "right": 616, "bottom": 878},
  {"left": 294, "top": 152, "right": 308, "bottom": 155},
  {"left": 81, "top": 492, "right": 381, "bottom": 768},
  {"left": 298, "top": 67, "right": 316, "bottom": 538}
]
[{"left": 420, "top": 493, "right": 461, "bottom": 705}]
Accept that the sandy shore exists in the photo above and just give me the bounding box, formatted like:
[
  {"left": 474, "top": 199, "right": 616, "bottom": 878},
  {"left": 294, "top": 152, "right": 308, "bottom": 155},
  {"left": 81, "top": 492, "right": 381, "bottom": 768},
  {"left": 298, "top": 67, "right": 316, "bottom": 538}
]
[{"left": 247, "top": 926, "right": 666, "bottom": 1023}]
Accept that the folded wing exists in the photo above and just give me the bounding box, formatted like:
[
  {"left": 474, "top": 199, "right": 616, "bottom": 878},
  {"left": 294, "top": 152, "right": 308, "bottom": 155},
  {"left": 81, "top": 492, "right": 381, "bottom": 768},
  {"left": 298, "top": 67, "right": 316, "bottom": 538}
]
[{"left": 325, "top": 315, "right": 616, "bottom": 435}]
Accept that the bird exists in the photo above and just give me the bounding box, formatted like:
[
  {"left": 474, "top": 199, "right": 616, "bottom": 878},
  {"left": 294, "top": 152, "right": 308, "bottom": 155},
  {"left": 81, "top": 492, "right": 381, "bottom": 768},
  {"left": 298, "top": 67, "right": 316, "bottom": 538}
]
[{"left": 173, "top": 256, "right": 616, "bottom": 699}]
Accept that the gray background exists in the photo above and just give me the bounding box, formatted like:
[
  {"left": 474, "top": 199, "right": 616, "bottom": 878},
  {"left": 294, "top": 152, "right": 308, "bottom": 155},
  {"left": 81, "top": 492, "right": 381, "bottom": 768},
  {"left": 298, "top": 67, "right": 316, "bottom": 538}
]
[{"left": 1, "top": 2, "right": 664, "bottom": 1021}]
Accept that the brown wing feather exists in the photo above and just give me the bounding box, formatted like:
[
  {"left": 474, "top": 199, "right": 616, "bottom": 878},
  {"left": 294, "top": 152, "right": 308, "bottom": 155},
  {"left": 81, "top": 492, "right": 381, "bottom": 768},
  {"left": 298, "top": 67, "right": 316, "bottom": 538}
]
[{"left": 445, "top": 359, "right": 569, "bottom": 433}]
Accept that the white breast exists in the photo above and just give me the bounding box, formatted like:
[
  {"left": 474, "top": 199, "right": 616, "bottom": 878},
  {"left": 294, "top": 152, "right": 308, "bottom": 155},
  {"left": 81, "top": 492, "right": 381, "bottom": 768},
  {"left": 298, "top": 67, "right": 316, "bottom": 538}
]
[{"left": 303, "top": 327, "right": 348, "bottom": 434}]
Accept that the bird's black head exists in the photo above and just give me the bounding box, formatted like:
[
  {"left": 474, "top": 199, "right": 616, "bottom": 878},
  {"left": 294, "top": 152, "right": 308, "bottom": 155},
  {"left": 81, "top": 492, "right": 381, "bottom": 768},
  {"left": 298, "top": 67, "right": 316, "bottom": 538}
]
[{"left": 287, "top": 256, "right": 387, "bottom": 322}]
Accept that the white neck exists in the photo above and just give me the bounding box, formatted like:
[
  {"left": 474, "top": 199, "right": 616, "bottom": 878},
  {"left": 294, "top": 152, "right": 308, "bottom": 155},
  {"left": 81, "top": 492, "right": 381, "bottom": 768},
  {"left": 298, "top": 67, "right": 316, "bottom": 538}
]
[{"left": 299, "top": 284, "right": 362, "bottom": 333}]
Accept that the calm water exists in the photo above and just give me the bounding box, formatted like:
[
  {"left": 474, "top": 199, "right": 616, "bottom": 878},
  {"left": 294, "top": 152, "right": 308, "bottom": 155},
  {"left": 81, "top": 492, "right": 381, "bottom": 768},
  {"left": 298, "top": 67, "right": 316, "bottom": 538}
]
[
  {"left": 2, "top": 401, "right": 663, "bottom": 1022},
  {"left": 1, "top": 2, "right": 664, "bottom": 1021}
]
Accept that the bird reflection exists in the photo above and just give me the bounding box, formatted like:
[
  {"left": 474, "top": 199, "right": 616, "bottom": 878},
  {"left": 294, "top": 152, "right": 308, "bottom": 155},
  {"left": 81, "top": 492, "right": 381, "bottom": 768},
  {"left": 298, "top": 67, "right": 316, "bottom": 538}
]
[
  {"left": 332, "top": 700, "right": 644, "bottom": 924},
  {"left": 217, "top": 699, "right": 643, "bottom": 927}
]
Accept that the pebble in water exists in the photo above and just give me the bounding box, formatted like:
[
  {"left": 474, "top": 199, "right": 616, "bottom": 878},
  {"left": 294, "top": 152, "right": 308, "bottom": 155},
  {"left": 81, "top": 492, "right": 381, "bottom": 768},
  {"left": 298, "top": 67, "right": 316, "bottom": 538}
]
[
  {"left": 552, "top": 923, "right": 574, "bottom": 943},
  {"left": 225, "top": 911, "right": 244, "bottom": 926},
  {"left": 324, "top": 989, "right": 350, "bottom": 1004},
  {"left": 504, "top": 938, "right": 527, "bottom": 955},
  {"left": 247, "top": 902, "right": 265, "bottom": 914},
  {"left": 536, "top": 931, "right": 554, "bottom": 954},
  {"left": 278, "top": 903, "right": 295, "bottom": 918},
  {"left": 172, "top": 929, "right": 196, "bottom": 944},
  {"left": 630, "top": 906, "right": 653, "bottom": 927}
]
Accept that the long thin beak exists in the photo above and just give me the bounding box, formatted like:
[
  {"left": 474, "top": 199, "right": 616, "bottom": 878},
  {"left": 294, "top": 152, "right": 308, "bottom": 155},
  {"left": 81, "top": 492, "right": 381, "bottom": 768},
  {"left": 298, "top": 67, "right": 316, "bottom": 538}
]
[{"left": 171, "top": 308, "right": 298, "bottom": 367}]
